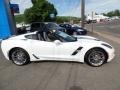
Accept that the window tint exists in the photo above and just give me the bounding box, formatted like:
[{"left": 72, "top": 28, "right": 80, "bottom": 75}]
[{"left": 54, "top": 30, "right": 77, "bottom": 42}]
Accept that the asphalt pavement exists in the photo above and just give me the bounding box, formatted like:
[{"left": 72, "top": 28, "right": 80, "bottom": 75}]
[
  {"left": 0, "top": 21, "right": 120, "bottom": 90},
  {"left": 86, "top": 19, "right": 120, "bottom": 38}
]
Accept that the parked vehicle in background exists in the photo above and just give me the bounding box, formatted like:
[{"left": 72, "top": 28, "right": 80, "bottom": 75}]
[
  {"left": 16, "top": 26, "right": 27, "bottom": 34},
  {"left": 30, "top": 22, "right": 66, "bottom": 32},
  {"left": 59, "top": 24, "right": 87, "bottom": 35},
  {"left": 16, "top": 23, "right": 30, "bottom": 34}
]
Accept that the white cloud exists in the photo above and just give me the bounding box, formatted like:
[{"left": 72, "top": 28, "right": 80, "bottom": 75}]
[
  {"left": 10, "top": 0, "right": 120, "bottom": 16},
  {"left": 86, "top": 0, "right": 120, "bottom": 14},
  {"left": 58, "top": 0, "right": 120, "bottom": 17}
]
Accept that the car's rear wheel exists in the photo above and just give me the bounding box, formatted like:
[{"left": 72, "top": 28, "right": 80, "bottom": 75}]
[
  {"left": 85, "top": 48, "right": 107, "bottom": 67},
  {"left": 10, "top": 48, "right": 30, "bottom": 66}
]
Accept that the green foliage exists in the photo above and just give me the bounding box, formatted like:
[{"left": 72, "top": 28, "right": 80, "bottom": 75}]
[
  {"left": 15, "top": 14, "right": 80, "bottom": 24},
  {"left": 31, "top": 0, "right": 36, "bottom": 4},
  {"left": 103, "top": 9, "right": 120, "bottom": 17},
  {"left": 24, "top": 0, "right": 57, "bottom": 23},
  {"left": 56, "top": 16, "right": 80, "bottom": 23},
  {"left": 15, "top": 14, "right": 24, "bottom": 23}
]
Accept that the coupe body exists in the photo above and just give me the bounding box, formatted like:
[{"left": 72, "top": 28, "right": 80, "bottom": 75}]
[{"left": 1, "top": 30, "right": 115, "bottom": 67}]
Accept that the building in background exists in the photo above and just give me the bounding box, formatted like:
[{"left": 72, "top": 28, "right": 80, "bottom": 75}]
[{"left": 86, "top": 12, "right": 109, "bottom": 22}]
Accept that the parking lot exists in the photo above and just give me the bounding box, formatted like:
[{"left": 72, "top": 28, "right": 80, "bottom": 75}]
[{"left": 0, "top": 20, "right": 120, "bottom": 90}]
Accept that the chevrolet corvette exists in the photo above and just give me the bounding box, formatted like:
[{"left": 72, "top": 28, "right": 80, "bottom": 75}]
[{"left": 1, "top": 30, "right": 115, "bottom": 67}]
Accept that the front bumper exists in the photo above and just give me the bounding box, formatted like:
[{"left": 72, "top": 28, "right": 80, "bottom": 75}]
[{"left": 107, "top": 48, "right": 115, "bottom": 62}]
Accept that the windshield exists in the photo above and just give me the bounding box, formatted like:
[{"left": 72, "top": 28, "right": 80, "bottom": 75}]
[
  {"left": 46, "top": 23, "right": 59, "bottom": 28},
  {"left": 54, "top": 30, "right": 77, "bottom": 42}
]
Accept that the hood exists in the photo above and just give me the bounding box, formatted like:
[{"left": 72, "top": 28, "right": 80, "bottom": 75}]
[
  {"left": 74, "top": 35, "right": 100, "bottom": 41},
  {"left": 49, "top": 26, "right": 65, "bottom": 30},
  {"left": 74, "top": 35, "right": 104, "bottom": 46},
  {"left": 76, "top": 29, "right": 84, "bottom": 32},
  {"left": 75, "top": 35, "right": 113, "bottom": 49},
  {"left": 49, "top": 27, "right": 66, "bottom": 32}
]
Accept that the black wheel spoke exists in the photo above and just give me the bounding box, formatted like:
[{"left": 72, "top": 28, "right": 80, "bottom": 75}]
[
  {"left": 11, "top": 49, "right": 29, "bottom": 65},
  {"left": 86, "top": 49, "right": 106, "bottom": 67}
]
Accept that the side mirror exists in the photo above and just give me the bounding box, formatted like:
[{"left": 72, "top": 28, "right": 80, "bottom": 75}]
[{"left": 54, "top": 40, "right": 62, "bottom": 45}]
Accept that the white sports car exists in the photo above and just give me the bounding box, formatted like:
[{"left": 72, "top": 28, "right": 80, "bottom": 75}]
[{"left": 1, "top": 30, "right": 115, "bottom": 67}]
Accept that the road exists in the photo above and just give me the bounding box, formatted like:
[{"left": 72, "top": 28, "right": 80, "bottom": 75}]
[
  {"left": 0, "top": 21, "right": 120, "bottom": 90},
  {"left": 86, "top": 19, "right": 120, "bottom": 38}
]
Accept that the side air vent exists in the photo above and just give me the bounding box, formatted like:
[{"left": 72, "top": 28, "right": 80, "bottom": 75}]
[
  {"left": 72, "top": 47, "right": 83, "bottom": 55},
  {"left": 33, "top": 54, "right": 39, "bottom": 59}
]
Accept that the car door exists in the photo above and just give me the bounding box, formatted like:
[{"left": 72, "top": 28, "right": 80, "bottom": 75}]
[
  {"left": 54, "top": 41, "right": 81, "bottom": 60},
  {"left": 30, "top": 40, "right": 56, "bottom": 60}
]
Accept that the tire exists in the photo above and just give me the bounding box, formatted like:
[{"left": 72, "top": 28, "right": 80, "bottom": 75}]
[
  {"left": 85, "top": 48, "right": 107, "bottom": 67},
  {"left": 10, "top": 48, "right": 30, "bottom": 66}
]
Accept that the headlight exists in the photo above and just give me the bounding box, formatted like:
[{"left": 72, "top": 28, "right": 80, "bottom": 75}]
[{"left": 102, "top": 43, "right": 112, "bottom": 49}]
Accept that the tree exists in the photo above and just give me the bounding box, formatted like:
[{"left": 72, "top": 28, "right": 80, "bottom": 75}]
[
  {"left": 103, "top": 9, "right": 120, "bottom": 17},
  {"left": 31, "top": 0, "right": 37, "bottom": 4},
  {"left": 56, "top": 16, "right": 80, "bottom": 23},
  {"left": 24, "top": 0, "right": 57, "bottom": 23},
  {"left": 15, "top": 14, "right": 24, "bottom": 23},
  {"left": 114, "top": 10, "right": 120, "bottom": 16}
]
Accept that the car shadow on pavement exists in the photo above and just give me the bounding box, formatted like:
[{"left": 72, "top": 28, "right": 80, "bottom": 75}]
[
  {"left": 69, "top": 86, "right": 83, "bottom": 90},
  {"left": 32, "top": 60, "right": 84, "bottom": 64}
]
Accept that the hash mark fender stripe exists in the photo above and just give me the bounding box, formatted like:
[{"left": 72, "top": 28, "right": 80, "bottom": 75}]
[{"left": 72, "top": 47, "right": 83, "bottom": 55}]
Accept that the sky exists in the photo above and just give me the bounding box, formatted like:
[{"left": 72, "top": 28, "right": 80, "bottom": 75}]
[{"left": 10, "top": 0, "right": 120, "bottom": 17}]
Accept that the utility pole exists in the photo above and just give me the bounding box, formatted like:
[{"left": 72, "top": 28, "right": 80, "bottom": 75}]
[
  {"left": 91, "top": 11, "right": 94, "bottom": 33},
  {"left": 81, "top": 0, "right": 85, "bottom": 28}
]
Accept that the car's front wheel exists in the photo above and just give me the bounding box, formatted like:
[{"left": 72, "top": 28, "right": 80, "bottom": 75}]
[
  {"left": 10, "top": 48, "right": 30, "bottom": 66},
  {"left": 85, "top": 48, "right": 107, "bottom": 67}
]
